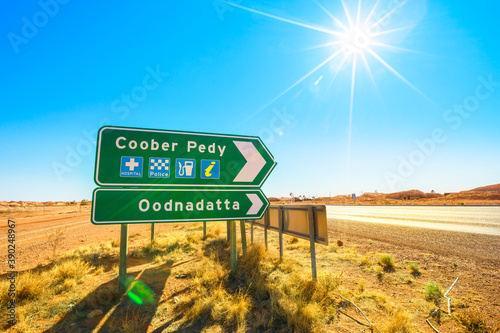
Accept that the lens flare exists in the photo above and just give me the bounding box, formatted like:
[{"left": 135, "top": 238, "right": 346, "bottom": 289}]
[{"left": 125, "top": 278, "right": 155, "bottom": 305}]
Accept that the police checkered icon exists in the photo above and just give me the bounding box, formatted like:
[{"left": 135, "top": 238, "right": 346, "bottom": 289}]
[
  {"left": 150, "top": 158, "right": 169, "bottom": 171},
  {"left": 148, "top": 158, "right": 170, "bottom": 178}
]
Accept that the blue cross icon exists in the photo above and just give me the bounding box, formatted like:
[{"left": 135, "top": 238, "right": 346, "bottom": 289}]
[{"left": 120, "top": 156, "right": 143, "bottom": 177}]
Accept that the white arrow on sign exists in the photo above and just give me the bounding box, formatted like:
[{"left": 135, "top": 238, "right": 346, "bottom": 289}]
[
  {"left": 246, "top": 193, "right": 264, "bottom": 215},
  {"left": 233, "top": 141, "right": 266, "bottom": 182}
]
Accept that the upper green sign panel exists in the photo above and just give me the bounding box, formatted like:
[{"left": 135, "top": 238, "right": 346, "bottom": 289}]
[{"left": 94, "top": 126, "right": 276, "bottom": 188}]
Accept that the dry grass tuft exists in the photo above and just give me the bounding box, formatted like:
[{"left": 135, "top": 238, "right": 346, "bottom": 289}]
[
  {"left": 357, "top": 279, "right": 366, "bottom": 292},
  {"left": 176, "top": 274, "right": 250, "bottom": 328},
  {"left": 52, "top": 258, "right": 92, "bottom": 293},
  {"left": 424, "top": 281, "right": 442, "bottom": 302},
  {"left": 409, "top": 262, "right": 420, "bottom": 276},
  {"left": 357, "top": 290, "right": 396, "bottom": 314},
  {"left": 54, "top": 258, "right": 91, "bottom": 281},
  {"left": 110, "top": 309, "right": 152, "bottom": 332},
  {"left": 174, "top": 239, "right": 343, "bottom": 332},
  {"left": 455, "top": 306, "right": 496, "bottom": 332},
  {"left": 138, "top": 232, "right": 199, "bottom": 258},
  {"left": 286, "top": 238, "right": 311, "bottom": 251},
  {"left": 359, "top": 255, "right": 371, "bottom": 266},
  {"left": 202, "top": 238, "right": 230, "bottom": 263},
  {"left": 379, "top": 253, "right": 395, "bottom": 270},
  {"left": 0, "top": 241, "right": 114, "bottom": 331},
  {"left": 13, "top": 307, "right": 31, "bottom": 332},
  {"left": 211, "top": 224, "right": 222, "bottom": 236},
  {"left": 382, "top": 310, "right": 416, "bottom": 333},
  {"left": 374, "top": 265, "right": 384, "bottom": 279},
  {"left": 328, "top": 244, "right": 339, "bottom": 253},
  {"left": 12, "top": 271, "right": 49, "bottom": 305},
  {"left": 59, "top": 242, "right": 113, "bottom": 267}
]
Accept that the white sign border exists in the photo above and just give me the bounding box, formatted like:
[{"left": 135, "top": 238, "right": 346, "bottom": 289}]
[
  {"left": 95, "top": 126, "right": 276, "bottom": 188},
  {"left": 91, "top": 188, "right": 270, "bottom": 224}
]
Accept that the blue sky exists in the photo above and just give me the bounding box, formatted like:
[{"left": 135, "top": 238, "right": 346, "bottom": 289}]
[{"left": 1, "top": 0, "right": 499, "bottom": 201}]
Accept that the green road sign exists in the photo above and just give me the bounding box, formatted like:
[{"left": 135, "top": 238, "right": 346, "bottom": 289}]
[
  {"left": 91, "top": 188, "right": 270, "bottom": 224},
  {"left": 94, "top": 126, "right": 276, "bottom": 188}
]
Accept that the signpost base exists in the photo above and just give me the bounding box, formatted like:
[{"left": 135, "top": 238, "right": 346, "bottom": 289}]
[
  {"left": 119, "top": 224, "right": 129, "bottom": 292},
  {"left": 240, "top": 220, "right": 247, "bottom": 254},
  {"left": 151, "top": 223, "right": 155, "bottom": 242},
  {"left": 278, "top": 207, "right": 283, "bottom": 261},
  {"left": 307, "top": 207, "right": 317, "bottom": 281},
  {"left": 264, "top": 213, "right": 269, "bottom": 251},
  {"left": 251, "top": 221, "right": 254, "bottom": 245},
  {"left": 230, "top": 221, "right": 237, "bottom": 274}
]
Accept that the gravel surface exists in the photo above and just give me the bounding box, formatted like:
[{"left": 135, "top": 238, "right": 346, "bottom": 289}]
[{"left": 327, "top": 216, "right": 500, "bottom": 325}]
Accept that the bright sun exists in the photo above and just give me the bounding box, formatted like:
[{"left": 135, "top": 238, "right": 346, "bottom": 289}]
[
  {"left": 341, "top": 26, "right": 373, "bottom": 53},
  {"left": 223, "top": 0, "right": 429, "bottom": 165}
]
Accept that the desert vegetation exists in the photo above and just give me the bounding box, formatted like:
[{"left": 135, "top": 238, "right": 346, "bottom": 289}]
[{"left": 1, "top": 222, "right": 498, "bottom": 332}]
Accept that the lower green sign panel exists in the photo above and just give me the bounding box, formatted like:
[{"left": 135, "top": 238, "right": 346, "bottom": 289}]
[{"left": 91, "top": 188, "right": 269, "bottom": 224}]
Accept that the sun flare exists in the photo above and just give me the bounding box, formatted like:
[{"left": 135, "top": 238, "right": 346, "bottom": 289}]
[
  {"left": 341, "top": 26, "right": 373, "bottom": 53},
  {"left": 224, "top": 0, "right": 429, "bottom": 167}
]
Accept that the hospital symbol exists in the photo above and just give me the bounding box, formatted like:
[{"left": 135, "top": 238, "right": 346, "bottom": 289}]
[{"left": 120, "top": 156, "right": 143, "bottom": 177}]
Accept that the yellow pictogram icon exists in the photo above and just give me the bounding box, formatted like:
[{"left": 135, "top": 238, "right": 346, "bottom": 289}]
[{"left": 204, "top": 161, "right": 216, "bottom": 177}]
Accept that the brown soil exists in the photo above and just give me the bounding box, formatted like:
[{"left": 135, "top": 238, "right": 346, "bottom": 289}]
[
  {"left": 330, "top": 218, "right": 500, "bottom": 329},
  {"left": 2, "top": 205, "right": 499, "bottom": 332},
  {"left": 0, "top": 205, "right": 177, "bottom": 274}
]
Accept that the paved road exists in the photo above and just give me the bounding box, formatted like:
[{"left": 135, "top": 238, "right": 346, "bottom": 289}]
[
  {"left": 327, "top": 205, "right": 500, "bottom": 236},
  {"left": 326, "top": 205, "right": 500, "bottom": 263}
]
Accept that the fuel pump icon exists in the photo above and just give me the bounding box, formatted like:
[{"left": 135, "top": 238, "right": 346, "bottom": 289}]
[
  {"left": 178, "top": 160, "right": 194, "bottom": 176},
  {"left": 175, "top": 159, "right": 196, "bottom": 178}
]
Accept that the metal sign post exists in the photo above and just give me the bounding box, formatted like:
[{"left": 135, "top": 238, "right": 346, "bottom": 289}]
[
  {"left": 119, "top": 224, "right": 129, "bottom": 292},
  {"left": 230, "top": 221, "right": 237, "bottom": 274},
  {"left": 251, "top": 221, "right": 254, "bottom": 245},
  {"left": 278, "top": 206, "right": 283, "bottom": 260},
  {"left": 240, "top": 220, "right": 247, "bottom": 254},
  {"left": 307, "top": 207, "right": 317, "bottom": 280},
  {"left": 264, "top": 212, "right": 269, "bottom": 251}
]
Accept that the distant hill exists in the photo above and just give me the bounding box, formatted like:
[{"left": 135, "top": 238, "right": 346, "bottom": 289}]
[
  {"left": 385, "top": 190, "right": 441, "bottom": 200},
  {"left": 303, "top": 182, "right": 500, "bottom": 205},
  {"left": 443, "top": 183, "right": 500, "bottom": 201},
  {"left": 2, "top": 183, "right": 499, "bottom": 206},
  {"left": 470, "top": 183, "right": 500, "bottom": 191},
  {"left": 358, "top": 190, "right": 441, "bottom": 201}
]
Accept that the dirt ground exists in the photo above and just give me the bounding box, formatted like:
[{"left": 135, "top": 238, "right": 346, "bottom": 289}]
[
  {"left": 1, "top": 205, "right": 499, "bottom": 332},
  {"left": 330, "top": 218, "right": 500, "bottom": 329},
  {"left": 0, "top": 205, "right": 174, "bottom": 274}
]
